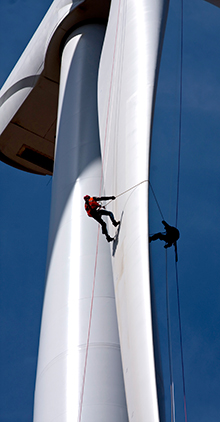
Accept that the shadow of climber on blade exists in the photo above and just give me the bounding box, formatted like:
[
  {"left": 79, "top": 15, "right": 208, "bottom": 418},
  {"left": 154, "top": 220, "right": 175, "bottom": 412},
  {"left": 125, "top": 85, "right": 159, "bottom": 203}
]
[{"left": 149, "top": 220, "right": 180, "bottom": 262}]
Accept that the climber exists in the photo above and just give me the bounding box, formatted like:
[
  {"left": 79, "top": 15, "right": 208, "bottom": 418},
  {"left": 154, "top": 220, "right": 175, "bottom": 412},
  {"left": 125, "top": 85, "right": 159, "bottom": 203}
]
[
  {"left": 149, "top": 220, "right": 180, "bottom": 261},
  {"left": 84, "top": 195, "right": 120, "bottom": 242}
]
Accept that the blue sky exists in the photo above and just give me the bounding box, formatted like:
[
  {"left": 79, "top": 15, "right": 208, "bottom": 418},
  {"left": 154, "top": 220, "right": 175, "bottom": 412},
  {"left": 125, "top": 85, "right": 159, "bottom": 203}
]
[
  {"left": 0, "top": 1, "right": 52, "bottom": 421},
  {"left": 150, "top": 0, "right": 220, "bottom": 421},
  {"left": 1, "top": 0, "right": 220, "bottom": 421}
]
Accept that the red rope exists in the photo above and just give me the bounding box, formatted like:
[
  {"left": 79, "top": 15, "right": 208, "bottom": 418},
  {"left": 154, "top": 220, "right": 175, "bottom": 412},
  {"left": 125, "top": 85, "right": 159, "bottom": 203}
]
[
  {"left": 78, "top": 227, "right": 101, "bottom": 422},
  {"left": 78, "top": 1, "right": 122, "bottom": 420}
]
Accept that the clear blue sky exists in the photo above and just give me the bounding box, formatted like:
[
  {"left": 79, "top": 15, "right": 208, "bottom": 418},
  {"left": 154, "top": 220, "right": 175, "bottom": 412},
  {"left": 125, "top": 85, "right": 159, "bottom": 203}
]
[
  {"left": 1, "top": 0, "right": 220, "bottom": 421},
  {"left": 0, "top": 1, "right": 52, "bottom": 421}
]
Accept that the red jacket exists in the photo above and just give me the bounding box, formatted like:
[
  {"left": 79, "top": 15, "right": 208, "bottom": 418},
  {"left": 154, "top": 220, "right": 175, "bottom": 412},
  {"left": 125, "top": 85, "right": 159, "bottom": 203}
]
[{"left": 85, "top": 197, "right": 101, "bottom": 217}]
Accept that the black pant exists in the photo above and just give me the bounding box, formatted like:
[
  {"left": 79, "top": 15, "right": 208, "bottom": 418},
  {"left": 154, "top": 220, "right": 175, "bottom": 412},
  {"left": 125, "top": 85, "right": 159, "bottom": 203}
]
[{"left": 92, "top": 210, "right": 117, "bottom": 236}]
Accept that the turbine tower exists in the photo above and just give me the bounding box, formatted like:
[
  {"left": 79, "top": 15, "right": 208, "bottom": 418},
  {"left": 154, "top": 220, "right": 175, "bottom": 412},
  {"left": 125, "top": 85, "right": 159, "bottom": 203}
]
[{"left": 0, "top": 1, "right": 169, "bottom": 421}]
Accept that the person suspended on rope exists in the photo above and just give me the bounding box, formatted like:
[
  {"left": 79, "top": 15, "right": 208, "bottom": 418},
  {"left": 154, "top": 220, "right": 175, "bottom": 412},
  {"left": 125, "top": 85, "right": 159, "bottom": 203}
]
[
  {"left": 149, "top": 220, "right": 180, "bottom": 261},
  {"left": 84, "top": 195, "right": 120, "bottom": 242}
]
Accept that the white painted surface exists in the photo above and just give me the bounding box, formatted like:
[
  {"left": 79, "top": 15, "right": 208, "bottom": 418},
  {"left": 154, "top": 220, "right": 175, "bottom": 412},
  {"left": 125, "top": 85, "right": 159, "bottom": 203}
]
[
  {"left": 34, "top": 25, "right": 128, "bottom": 422},
  {"left": 98, "top": 0, "right": 169, "bottom": 421},
  {"left": 0, "top": 0, "right": 75, "bottom": 135}
]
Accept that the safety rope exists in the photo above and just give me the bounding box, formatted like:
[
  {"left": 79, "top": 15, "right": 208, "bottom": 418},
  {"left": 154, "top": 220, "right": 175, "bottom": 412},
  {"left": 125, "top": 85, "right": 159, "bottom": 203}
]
[
  {"left": 174, "top": 0, "right": 188, "bottom": 421},
  {"left": 104, "top": 179, "right": 148, "bottom": 206},
  {"left": 149, "top": 181, "right": 164, "bottom": 221},
  {"left": 78, "top": 1, "right": 122, "bottom": 420},
  {"left": 77, "top": 227, "right": 101, "bottom": 422},
  {"left": 165, "top": 250, "right": 176, "bottom": 422},
  {"left": 149, "top": 0, "right": 187, "bottom": 412},
  {"left": 116, "top": 179, "right": 148, "bottom": 199},
  {"left": 147, "top": 186, "right": 177, "bottom": 421},
  {"left": 79, "top": 0, "right": 187, "bottom": 417},
  {"left": 148, "top": 2, "right": 187, "bottom": 420},
  {"left": 105, "top": 179, "right": 164, "bottom": 222},
  {"left": 175, "top": 0, "right": 183, "bottom": 229},
  {"left": 175, "top": 260, "right": 187, "bottom": 422},
  {"left": 79, "top": 177, "right": 163, "bottom": 419}
]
